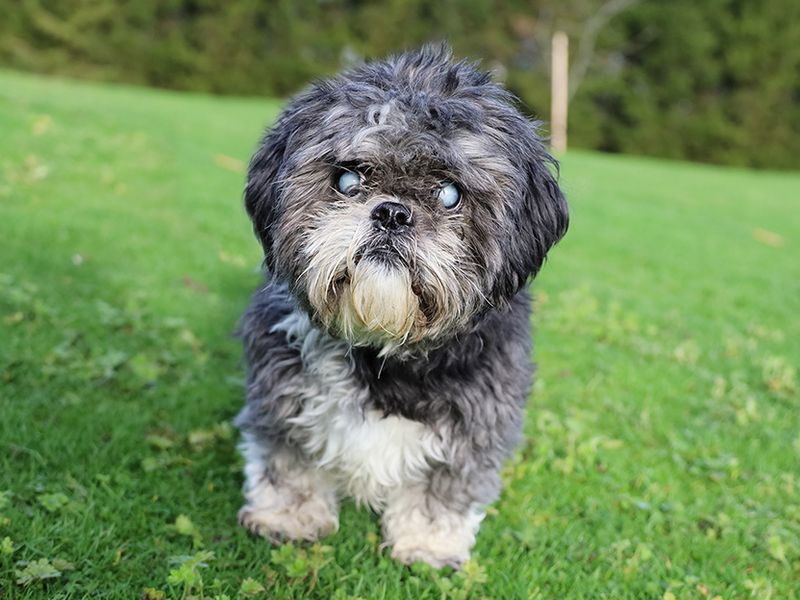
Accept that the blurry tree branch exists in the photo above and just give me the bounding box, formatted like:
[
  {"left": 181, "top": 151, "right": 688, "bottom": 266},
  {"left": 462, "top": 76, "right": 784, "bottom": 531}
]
[
  {"left": 568, "top": 0, "right": 640, "bottom": 102},
  {"left": 19, "top": 0, "right": 114, "bottom": 54}
]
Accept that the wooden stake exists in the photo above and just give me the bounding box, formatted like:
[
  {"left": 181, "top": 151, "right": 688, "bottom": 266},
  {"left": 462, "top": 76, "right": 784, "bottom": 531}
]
[{"left": 551, "top": 31, "right": 569, "bottom": 154}]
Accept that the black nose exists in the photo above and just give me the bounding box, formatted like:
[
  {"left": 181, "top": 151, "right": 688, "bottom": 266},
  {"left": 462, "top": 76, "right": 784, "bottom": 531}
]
[{"left": 370, "top": 201, "right": 413, "bottom": 231}]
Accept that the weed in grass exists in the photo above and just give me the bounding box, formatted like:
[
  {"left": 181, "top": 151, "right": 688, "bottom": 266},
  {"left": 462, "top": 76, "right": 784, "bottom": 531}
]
[
  {"left": 14, "top": 558, "right": 74, "bottom": 587},
  {"left": 239, "top": 576, "right": 266, "bottom": 596},
  {"left": 1, "top": 537, "right": 14, "bottom": 556},
  {"left": 166, "top": 550, "right": 215, "bottom": 597}
]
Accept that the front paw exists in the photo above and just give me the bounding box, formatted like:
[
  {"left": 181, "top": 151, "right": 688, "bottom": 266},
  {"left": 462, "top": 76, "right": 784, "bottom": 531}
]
[
  {"left": 389, "top": 534, "right": 470, "bottom": 569},
  {"left": 238, "top": 498, "right": 338, "bottom": 542},
  {"left": 382, "top": 494, "right": 483, "bottom": 569}
]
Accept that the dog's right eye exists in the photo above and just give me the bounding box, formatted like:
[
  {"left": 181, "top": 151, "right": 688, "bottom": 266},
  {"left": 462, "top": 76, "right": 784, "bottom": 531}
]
[{"left": 336, "top": 171, "right": 361, "bottom": 195}]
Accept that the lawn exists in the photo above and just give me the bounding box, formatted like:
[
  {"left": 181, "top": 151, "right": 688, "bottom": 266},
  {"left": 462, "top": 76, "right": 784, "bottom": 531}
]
[{"left": 1, "top": 70, "right": 798, "bottom": 599}]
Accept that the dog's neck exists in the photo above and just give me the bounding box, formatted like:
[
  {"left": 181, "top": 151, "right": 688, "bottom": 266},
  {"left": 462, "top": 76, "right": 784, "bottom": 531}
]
[{"left": 346, "top": 287, "right": 532, "bottom": 423}]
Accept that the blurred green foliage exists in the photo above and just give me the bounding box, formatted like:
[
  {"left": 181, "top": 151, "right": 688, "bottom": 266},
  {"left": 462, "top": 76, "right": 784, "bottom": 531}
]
[{"left": 1, "top": 0, "right": 799, "bottom": 168}]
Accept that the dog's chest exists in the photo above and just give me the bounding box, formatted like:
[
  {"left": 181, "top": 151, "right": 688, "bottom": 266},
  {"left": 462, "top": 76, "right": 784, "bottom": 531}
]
[{"left": 278, "top": 313, "right": 448, "bottom": 506}]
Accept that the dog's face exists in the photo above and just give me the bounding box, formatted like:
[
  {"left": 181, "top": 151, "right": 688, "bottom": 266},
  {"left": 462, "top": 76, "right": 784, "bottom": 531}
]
[{"left": 246, "top": 47, "right": 568, "bottom": 354}]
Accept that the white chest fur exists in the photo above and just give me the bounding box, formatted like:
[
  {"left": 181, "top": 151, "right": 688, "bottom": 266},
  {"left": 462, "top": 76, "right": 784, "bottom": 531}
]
[{"left": 274, "top": 311, "right": 449, "bottom": 507}]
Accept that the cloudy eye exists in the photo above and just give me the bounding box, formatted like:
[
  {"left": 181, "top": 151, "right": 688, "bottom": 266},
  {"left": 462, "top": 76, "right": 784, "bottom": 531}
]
[
  {"left": 437, "top": 182, "right": 460, "bottom": 209},
  {"left": 337, "top": 170, "right": 361, "bottom": 195}
]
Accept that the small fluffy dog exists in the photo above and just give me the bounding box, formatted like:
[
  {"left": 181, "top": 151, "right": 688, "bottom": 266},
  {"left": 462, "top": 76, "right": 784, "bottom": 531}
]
[{"left": 235, "top": 46, "right": 568, "bottom": 568}]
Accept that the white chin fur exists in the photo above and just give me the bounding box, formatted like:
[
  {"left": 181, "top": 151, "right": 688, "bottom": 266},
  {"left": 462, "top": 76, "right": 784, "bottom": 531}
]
[{"left": 338, "top": 259, "right": 418, "bottom": 342}]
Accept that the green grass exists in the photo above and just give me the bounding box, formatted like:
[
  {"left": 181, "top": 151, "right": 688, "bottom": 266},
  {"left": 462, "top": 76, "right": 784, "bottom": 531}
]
[{"left": 1, "top": 69, "right": 798, "bottom": 599}]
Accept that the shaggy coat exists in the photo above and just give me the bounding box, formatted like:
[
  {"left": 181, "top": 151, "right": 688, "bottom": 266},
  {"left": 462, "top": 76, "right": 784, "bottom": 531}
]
[{"left": 235, "top": 46, "right": 568, "bottom": 568}]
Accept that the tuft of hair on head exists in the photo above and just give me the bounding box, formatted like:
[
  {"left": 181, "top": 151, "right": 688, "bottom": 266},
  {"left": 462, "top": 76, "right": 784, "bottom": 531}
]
[{"left": 381, "top": 43, "right": 494, "bottom": 96}]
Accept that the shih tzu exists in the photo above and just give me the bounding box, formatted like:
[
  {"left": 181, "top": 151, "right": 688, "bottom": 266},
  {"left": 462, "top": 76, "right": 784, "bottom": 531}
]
[{"left": 235, "top": 46, "right": 568, "bottom": 568}]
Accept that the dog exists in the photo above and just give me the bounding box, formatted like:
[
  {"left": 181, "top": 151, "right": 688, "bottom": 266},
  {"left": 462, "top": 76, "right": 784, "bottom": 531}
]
[{"left": 235, "top": 45, "right": 568, "bottom": 568}]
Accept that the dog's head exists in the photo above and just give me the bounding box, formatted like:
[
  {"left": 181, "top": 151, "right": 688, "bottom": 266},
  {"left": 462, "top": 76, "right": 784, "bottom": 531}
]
[{"left": 246, "top": 46, "right": 568, "bottom": 354}]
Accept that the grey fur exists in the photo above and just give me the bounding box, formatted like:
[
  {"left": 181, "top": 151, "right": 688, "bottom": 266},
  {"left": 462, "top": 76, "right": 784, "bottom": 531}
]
[{"left": 235, "top": 45, "right": 568, "bottom": 568}]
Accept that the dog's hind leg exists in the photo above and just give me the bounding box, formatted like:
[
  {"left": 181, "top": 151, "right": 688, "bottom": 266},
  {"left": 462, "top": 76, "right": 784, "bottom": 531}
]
[{"left": 237, "top": 432, "right": 339, "bottom": 542}]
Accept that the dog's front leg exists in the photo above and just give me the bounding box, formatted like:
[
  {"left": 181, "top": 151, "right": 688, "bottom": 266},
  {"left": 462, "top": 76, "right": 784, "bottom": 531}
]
[
  {"left": 237, "top": 433, "right": 339, "bottom": 542},
  {"left": 382, "top": 481, "right": 485, "bottom": 569}
]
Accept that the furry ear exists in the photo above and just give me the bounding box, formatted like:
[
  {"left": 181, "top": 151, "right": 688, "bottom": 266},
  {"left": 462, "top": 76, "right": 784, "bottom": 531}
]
[
  {"left": 520, "top": 153, "right": 569, "bottom": 277},
  {"left": 246, "top": 84, "right": 335, "bottom": 273},
  {"left": 245, "top": 120, "right": 292, "bottom": 272},
  {"left": 491, "top": 138, "right": 569, "bottom": 303}
]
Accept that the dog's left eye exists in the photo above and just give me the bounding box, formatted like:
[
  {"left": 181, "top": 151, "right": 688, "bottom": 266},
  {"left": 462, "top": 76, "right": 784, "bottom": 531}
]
[
  {"left": 337, "top": 171, "right": 361, "bottom": 195},
  {"left": 437, "top": 182, "right": 461, "bottom": 209}
]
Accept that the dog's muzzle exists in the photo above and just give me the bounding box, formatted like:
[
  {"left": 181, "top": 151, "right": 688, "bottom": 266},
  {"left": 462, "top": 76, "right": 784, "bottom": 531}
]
[{"left": 353, "top": 201, "right": 414, "bottom": 267}]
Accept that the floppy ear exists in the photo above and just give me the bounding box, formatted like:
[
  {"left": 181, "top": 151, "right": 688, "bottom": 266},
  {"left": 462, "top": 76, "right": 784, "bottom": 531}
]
[
  {"left": 519, "top": 152, "right": 569, "bottom": 277},
  {"left": 245, "top": 120, "right": 292, "bottom": 272},
  {"left": 491, "top": 136, "right": 569, "bottom": 303}
]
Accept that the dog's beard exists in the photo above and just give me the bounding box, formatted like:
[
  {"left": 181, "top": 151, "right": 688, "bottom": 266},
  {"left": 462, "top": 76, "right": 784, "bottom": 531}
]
[
  {"left": 339, "top": 260, "right": 417, "bottom": 342},
  {"left": 300, "top": 199, "right": 479, "bottom": 352}
]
